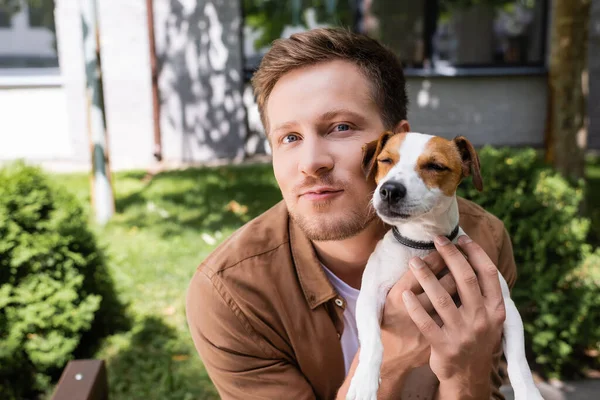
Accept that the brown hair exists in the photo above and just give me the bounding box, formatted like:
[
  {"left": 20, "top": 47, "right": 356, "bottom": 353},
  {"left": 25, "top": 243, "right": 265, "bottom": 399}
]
[{"left": 251, "top": 27, "right": 409, "bottom": 132}]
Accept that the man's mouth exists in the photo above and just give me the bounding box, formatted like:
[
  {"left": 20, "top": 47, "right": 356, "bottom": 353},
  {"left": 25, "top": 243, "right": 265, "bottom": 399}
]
[
  {"left": 304, "top": 189, "right": 342, "bottom": 195},
  {"left": 300, "top": 186, "right": 341, "bottom": 195},
  {"left": 300, "top": 187, "right": 344, "bottom": 200}
]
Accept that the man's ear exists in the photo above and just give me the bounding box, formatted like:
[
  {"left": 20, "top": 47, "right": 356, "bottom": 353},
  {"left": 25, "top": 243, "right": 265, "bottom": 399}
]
[
  {"left": 453, "top": 136, "right": 483, "bottom": 191},
  {"left": 361, "top": 131, "right": 395, "bottom": 181},
  {"left": 394, "top": 120, "right": 410, "bottom": 134}
]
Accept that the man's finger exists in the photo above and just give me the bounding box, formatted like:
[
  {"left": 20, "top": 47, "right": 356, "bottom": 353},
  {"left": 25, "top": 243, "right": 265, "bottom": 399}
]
[
  {"left": 402, "top": 289, "right": 443, "bottom": 342},
  {"left": 409, "top": 257, "right": 461, "bottom": 328},
  {"left": 434, "top": 235, "right": 483, "bottom": 310},
  {"left": 423, "top": 251, "right": 447, "bottom": 276},
  {"left": 401, "top": 251, "right": 447, "bottom": 294},
  {"left": 457, "top": 235, "right": 504, "bottom": 307},
  {"left": 418, "top": 273, "right": 457, "bottom": 313}
]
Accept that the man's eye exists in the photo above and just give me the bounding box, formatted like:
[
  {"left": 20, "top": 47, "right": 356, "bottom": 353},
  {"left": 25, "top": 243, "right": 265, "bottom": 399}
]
[
  {"left": 378, "top": 158, "right": 393, "bottom": 164},
  {"left": 425, "top": 162, "right": 449, "bottom": 171},
  {"left": 334, "top": 124, "right": 350, "bottom": 132},
  {"left": 282, "top": 134, "right": 300, "bottom": 144}
]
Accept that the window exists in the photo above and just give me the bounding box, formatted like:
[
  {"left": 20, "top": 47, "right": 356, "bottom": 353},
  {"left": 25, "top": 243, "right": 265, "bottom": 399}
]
[
  {"left": 428, "top": 0, "right": 547, "bottom": 67},
  {"left": 27, "top": 1, "right": 52, "bottom": 28},
  {"left": 243, "top": 0, "right": 358, "bottom": 72},
  {"left": 0, "top": 0, "right": 59, "bottom": 69},
  {"left": 243, "top": 0, "right": 547, "bottom": 75},
  {"left": 0, "top": 9, "right": 11, "bottom": 28},
  {"left": 360, "top": 0, "right": 427, "bottom": 68}
]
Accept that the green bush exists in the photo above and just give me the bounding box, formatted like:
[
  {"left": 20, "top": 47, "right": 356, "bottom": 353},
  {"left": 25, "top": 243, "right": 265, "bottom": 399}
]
[
  {"left": 457, "top": 147, "right": 600, "bottom": 379},
  {"left": 0, "top": 161, "right": 124, "bottom": 399}
]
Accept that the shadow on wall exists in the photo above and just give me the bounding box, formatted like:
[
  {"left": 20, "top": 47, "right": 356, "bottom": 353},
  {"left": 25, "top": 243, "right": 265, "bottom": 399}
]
[{"left": 154, "top": 0, "right": 267, "bottom": 163}]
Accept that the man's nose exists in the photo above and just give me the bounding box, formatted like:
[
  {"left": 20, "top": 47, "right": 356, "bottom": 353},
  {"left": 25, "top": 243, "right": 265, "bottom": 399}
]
[
  {"left": 298, "top": 138, "right": 333, "bottom": 176},
  {"left": 379, "top": 181, "right": 407, "bottom": 204}
]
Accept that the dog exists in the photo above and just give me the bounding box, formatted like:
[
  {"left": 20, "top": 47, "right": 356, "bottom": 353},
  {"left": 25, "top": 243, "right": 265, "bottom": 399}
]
[{"left": 346, "top": 131, "right": 542, "bottom": 400}]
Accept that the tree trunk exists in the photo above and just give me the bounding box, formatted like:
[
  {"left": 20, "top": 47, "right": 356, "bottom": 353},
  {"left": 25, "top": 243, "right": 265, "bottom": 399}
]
[{"left": 546, "top": 0, "right": 591, "bottom": 181}]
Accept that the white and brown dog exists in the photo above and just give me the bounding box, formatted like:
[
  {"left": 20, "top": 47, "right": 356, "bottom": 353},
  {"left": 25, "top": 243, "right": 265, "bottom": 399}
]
[{"left": 346, "top": 132, "right": 542, "bottom": 400}]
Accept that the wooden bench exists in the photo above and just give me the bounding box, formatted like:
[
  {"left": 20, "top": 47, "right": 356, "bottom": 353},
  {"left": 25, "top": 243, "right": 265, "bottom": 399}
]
[{"left": 51, "top": 359, "right": 108, "bottom": 400}]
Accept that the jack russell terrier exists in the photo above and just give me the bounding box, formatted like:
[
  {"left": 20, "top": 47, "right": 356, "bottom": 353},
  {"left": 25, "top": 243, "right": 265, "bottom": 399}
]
[{"left": 346, "top": 131, "right": 542, "bottom": 400}]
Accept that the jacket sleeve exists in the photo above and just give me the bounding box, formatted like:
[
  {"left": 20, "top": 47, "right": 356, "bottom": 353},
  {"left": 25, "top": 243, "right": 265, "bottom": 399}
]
[
  {"left": 185, "top": 268, "right": 317, "bottom": 400},
  {"left": 490, "top": 225, "right": 518, "bottom": 400}
]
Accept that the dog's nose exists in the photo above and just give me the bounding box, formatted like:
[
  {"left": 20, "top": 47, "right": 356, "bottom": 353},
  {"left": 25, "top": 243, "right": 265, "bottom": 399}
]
[{"left": 379, "top": 182, "right": 407, "bottom": 204}]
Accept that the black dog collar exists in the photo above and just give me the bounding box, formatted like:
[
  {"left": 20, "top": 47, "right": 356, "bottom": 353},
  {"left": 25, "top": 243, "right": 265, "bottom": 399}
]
[{"left": 392, "top": 224, "right": 460, "bottom": 251}]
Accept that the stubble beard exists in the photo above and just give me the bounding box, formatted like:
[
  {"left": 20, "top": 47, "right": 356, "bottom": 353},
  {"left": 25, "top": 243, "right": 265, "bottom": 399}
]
[{"left": 289, "top": 201, "right": 377, "bottom": 241}]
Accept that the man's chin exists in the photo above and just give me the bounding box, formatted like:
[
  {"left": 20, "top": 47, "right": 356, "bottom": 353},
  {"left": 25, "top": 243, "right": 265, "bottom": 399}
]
[
  {"left": 297, "top": 197, "right": 341, "bottom": 211},
  {"left": 289, "top": 210, "right": 375, "bottom": 242}
]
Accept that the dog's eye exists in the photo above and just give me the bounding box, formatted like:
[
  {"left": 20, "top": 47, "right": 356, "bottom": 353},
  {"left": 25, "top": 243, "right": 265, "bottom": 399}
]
[
  {"left": 378, "top": 158, "right": 393, "bottom": 165},
  {"left": 425, "top": 162, "right": 449, "bottom": 171}
]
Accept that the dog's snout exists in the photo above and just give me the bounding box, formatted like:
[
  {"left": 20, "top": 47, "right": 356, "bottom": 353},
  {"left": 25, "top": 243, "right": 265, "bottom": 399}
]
[{"left": 379, "top": 181, "right": 406, "bottom": 204}]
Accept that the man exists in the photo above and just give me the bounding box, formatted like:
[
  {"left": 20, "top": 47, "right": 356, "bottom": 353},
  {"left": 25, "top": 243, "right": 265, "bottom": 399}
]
[{"left": 186, "top": 27, "right": 516, "bottom": 400}]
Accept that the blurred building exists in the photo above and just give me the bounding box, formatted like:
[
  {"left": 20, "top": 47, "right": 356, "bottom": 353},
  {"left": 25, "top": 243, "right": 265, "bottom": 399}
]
[{"left": 0, "top": 0, "right": 599, "bottom": 171}]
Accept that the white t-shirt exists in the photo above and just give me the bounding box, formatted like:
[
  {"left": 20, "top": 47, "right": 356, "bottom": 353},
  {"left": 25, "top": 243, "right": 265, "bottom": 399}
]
[{"left": 321, "top": 264, "right": 360, "bottom": 375}]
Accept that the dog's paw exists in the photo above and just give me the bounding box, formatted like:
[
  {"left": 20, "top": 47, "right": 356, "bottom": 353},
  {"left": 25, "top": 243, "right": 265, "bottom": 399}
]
[{"left": 345, "top": 365, "right": 380, "bottom": 400}]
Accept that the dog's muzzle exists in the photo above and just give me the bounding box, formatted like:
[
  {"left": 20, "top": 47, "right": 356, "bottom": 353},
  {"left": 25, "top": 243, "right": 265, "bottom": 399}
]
[{"left": 379, "top": 181, "right": 406, "bottom": 205}]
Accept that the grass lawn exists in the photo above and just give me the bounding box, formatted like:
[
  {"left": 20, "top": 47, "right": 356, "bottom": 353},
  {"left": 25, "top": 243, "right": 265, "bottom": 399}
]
[{"left": 51, "top": 163, "right": 282, "bottom": 400}]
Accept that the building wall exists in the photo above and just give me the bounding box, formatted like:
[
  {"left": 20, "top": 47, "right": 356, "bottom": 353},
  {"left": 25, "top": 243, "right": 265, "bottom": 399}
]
[
  {"left": 96, "top": 0, "right": 156, "bottom": 170},
  {"left": 405, "top": 75, "right": 548, "bottom": 147},
  {"left": 0, "top": 85, "right": 72, "bottom": 165},
  {"left": 54, "top": 0, "right": 156, "bottom": 171},
  {"left": 153, "top": 0, "right": 248, "bottom": 164},
  {"left": 52, "top": 0, "right": 249, "bottom": 170},
  {"left": 54, "top": 0, "right": 91, "bottom": 168}
]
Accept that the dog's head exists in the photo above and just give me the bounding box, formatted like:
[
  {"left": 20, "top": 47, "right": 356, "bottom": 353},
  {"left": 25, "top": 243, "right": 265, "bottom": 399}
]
[{"left": 362, "top": 131, "right": 482, "bottom": 225}]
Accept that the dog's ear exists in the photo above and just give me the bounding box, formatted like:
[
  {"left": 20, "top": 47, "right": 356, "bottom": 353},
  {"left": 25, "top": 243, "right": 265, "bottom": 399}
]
[
  {"left": 362, "top": 131, "right": 394, "bottom": 181},
  {"left": 453, "top": 136, "right": 483, "bottom": 192},
  {"left": 361, "top": 139, "right": 379, "bottom": 179}
]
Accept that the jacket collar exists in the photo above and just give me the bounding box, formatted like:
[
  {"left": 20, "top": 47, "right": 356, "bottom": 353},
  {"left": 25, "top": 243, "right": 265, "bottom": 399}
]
[{"left": 288, "top": 209, "right": 338, "bottom": 310}]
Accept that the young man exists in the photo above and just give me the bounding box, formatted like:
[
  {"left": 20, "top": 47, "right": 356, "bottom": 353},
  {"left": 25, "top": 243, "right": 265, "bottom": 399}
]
[{"left": 186, "top": 28, "right": 516, "bottom": 400}]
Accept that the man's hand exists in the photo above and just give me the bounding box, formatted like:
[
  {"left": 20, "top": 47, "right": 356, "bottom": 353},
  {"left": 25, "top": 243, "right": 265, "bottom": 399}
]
[
  {"left": 377, "top": 251, "right": 458, "bottom": 396},
  {"left": 337, "top": 252, "right": 458, "bottom": 400},
  {"left": 401, "top": 235, "right": 506, "bottom": 399}
]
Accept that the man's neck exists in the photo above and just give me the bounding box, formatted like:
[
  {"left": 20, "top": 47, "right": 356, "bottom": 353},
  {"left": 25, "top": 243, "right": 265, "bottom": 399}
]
[
  {"left": 393, "top": 197, "right": 459, "bottom": 243},
  {"left": 312, "top": 218, "right": 388, "bottom": 290}
]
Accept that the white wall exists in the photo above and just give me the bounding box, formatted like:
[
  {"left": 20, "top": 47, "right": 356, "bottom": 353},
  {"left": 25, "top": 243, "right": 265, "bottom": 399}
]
[
  {"left": 96, "top": 0, "right": 155, "bottom": 170},
  {"left": 52, "top": 0, "right": 156, "bottom": 171},
  {"left": 0, "top": 86, "right": 72, "bottom": 161}
]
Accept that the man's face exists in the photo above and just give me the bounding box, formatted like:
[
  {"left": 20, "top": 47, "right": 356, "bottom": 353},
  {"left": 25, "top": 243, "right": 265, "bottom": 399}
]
[{"left": 267, "top": 60, "right": 400, "bottom": 241}]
